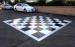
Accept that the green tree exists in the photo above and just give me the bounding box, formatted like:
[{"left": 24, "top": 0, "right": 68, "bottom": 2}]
[
  {"left": 5, "top": 0, "right": 10, "bottom": 3},
  {"left": 38, "top": 0, "right": 46, "bottom": 6},
  {"left": 20, "top": 0, "right": 25, "bottom": 3}
]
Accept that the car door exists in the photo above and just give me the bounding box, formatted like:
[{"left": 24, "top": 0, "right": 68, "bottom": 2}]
[{"left": 16, "top": 4, "right": 23, "bottom": 11}]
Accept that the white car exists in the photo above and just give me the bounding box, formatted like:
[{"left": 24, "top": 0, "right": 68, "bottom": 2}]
[
  {"left": 14, "top": 3, "right": 36, "bottom": 12},
  {"left": 2, "top": 4, "right": 13, "bottom": 10}
]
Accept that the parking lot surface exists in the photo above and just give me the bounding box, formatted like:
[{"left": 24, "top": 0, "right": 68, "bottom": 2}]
[{"left": 0, "top": 10, "right": 75, "bottom": 47}]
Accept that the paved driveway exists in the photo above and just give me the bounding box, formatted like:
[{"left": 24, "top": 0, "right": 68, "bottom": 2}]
[
  {"left": 35, "top": 6, "right": 75, "bottom": 16},
  {"left": 0, "top": 10, "right": 75, "bottom": 47}
]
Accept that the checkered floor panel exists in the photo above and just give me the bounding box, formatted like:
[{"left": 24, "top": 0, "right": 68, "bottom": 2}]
[{"left": 3, "top": 16, "right": 71, "bottom": 41}]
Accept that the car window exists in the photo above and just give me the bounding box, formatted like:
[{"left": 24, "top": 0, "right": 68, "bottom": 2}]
[
  {"left": 22, "top": 4, "right": 28, "bottom": 6},
  {"left": 17, "top": 4, "right": 21, "bottom": 6}
]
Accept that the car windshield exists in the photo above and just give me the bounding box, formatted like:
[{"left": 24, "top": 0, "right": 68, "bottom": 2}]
[{"left": 22, "top": 4, "right": 29, "bottom": 6}]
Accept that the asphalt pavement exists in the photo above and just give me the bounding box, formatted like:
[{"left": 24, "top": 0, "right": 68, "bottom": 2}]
[{"left": 0, "top": 10, "right": 75, "bottom": 47}]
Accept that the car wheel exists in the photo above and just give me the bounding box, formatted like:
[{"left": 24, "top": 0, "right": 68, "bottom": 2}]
[{"left": 24, "top": 9, "right": 27, "bottom": 12}]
